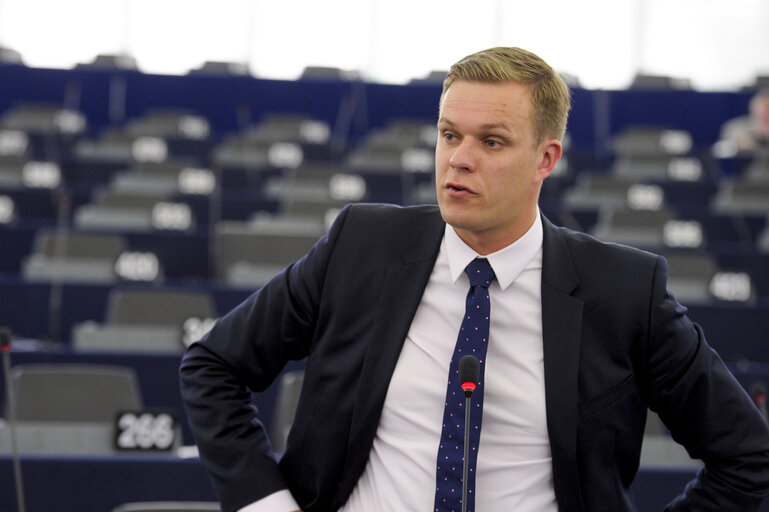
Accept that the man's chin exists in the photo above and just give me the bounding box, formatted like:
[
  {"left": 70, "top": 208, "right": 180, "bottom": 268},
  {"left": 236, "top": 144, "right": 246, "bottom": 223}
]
[{"left": 439, "top": 211, "right": 480, "bottom": 234}]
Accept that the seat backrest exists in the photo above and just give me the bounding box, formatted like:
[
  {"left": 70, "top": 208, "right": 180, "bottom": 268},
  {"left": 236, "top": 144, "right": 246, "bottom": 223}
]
[
  {"left": 214, "top": 222, "right": 321, "bottom": 279},
  {"left": 605, "top": 208, "right": 673, "bottom": 230},
  {"left": 0, "top": 103, "right": 87, "bottom": 135},
  {"left": 731, "top": 181, "right": 769, "bottom": 200},
  {"left": 270, "top": 370, "right": 305, "bottom": 454},
  {"left": 611, "top": 127, "right": 692, "bottom": 157},
  {"left": 10, "top": 364, "right": 142, "bottom": 422},
  {"left": 662, "top": 252, "right": 720, "bottom": 304},
  {"left": 33, "top": 230, "right": 126, "bottom": 259},
  {"left": 106, "top": 288, "right": 216, "bottom": 326},
  {"left": 97, "top": 190, "right": 167, "bottom": 209},
  {"left": 759, "top": 216, "right": 769, "bottom": 252},
  {"left": 664, "top": 252, "right": 718, "bottom": 281}
]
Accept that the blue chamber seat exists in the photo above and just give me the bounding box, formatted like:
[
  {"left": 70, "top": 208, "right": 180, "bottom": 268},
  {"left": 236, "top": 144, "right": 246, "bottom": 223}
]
[
  {"left": 211, "top": 113, "right": 334, "bottom": 170},
  {"left": 609, "top": 125, "right": 712, "bottom": 183},
  {"left": 343, "top": 118, "right": 439, "bottom": 205},
  {"left": 264, "top": 166, "right": 364, "bottom": 226},
  {"left": 72, "top": 287, "right": 218, "bottom": 354},
  {"left": 74, "top": 109, "right": 212, "bottom": 168},
  {"left": 121, "top": 109, "right": 211, "bottom": 142},
  {"left": 0, "top": 154, "right": 64, "bottom": 193},
  {"left": 590, "top": 207, "right": 682, "bottom": 250},
  {"left": 759, "top": 215, "right": 769, "bottom": 252},
  {"left": 188, "top": 59, "right": 250, "bottom": 76},
  {"left": 0, "top": 363, "right": 145, "bottom": 455},
  {"left": 264, "top": 163, "right": 367, "bottom": 204},
  {"left": 662, "top": 250, "right": 761, "bottom": 306},
  {"left": 0, "top": 103, "right": 86, "bottom": 169},
  {"left": 75, "top": 53, "right": 138, "bottom": 70},
  {"left": 269, "top": 370, "right": 305, "bottom": 455},
  {"left": 563, "top": 172, "right": 668, "bottom": 211},
  {"left": 346, "top": 118, "right": 436, "bottom": 175},
  {"left": 213, "top": 219, "right": 324, "bottom": 288},
  {"left": 711, "top": 167, "right": 769, "bottom": 216},
  {"left": 0, "top": 103, "right": 87, "bottom": 138},
  {"left": 74, "top": 187, "right": 197, "bottom": 233},
  {"left": 22, "top": 229, "right": 128, "bottom": 284},
  {"left": 628, "top": 73, "right": 692, "bottom": 90},
  {"left": 711, "top": 181, "right": 769, "bottom": 216},
  {"left": 108, "top": 161, "right": 217, "bottom": 198}
]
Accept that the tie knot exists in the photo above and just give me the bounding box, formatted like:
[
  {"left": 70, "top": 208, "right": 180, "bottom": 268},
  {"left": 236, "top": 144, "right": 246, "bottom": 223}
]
[{"left": 465, "top": 258, "right": 495, "bottom": 288}]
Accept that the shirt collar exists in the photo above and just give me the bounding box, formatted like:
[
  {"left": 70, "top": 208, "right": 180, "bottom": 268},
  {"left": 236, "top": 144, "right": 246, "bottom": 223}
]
[{"left": 445, "top": 211, "right": 544, "bottom": 290}]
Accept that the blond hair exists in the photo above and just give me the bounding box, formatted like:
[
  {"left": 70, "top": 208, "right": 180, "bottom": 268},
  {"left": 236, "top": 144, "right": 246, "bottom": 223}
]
[{"left": 442, "top": 47, "right": 571, "bottom": 142}]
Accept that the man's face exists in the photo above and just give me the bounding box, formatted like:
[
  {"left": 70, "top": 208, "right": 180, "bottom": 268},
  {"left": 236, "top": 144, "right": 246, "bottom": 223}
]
[{"left": 435, "top": 80, "right": 561, "bottom": 254}]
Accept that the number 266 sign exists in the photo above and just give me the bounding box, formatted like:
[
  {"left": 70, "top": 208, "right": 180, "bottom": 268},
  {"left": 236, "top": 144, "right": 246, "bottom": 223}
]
[{"left": 114, "top": 411, "right": 177, "bottom": 452}]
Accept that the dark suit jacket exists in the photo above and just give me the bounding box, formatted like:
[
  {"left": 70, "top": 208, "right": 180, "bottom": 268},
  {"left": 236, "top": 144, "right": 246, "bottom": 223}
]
[{"left": 180, "top": 203, "right": 769, "bottom": 512}]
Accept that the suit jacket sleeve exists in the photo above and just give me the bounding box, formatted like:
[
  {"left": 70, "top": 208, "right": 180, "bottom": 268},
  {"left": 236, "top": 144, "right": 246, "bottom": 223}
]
[
  {"left": 178, "top": 205, "right": 351, "bottom": 512},
  {"left": 643, "top": 256, "right": 769, "bottom": 511}
]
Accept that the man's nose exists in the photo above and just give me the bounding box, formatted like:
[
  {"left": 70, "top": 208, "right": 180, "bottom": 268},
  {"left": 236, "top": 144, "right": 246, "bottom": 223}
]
[{"left": 448, "top": 139, "right": 477, "bottom": 172}]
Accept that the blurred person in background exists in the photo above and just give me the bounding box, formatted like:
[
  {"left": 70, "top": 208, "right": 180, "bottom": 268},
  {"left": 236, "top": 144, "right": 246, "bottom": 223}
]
[{"left": 716, "top": 88, "right": 769, "bottom": 161}]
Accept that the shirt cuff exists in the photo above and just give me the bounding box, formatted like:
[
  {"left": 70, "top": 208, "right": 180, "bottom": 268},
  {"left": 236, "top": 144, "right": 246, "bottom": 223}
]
[{"left": 237, "top": 489, "right": 301, "bottom": 512}]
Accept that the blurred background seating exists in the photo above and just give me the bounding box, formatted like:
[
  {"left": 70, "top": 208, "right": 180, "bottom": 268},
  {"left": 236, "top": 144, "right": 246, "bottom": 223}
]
[{"left": 0, "top": 55, "right": 768, "bottom": 512}]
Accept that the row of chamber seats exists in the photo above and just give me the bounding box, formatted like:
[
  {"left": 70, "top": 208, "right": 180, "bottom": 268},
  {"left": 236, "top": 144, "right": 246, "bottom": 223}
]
[
  {"left": 1, "top": 98, "right": 767, "bottom": 355},
  {"left": 1, "top": 100, "right": 767, "bottom": 325}
]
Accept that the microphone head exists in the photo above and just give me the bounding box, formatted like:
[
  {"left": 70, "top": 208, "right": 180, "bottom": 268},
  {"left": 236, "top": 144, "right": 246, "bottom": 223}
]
[
  {"left": 0, "top": 327, "right": 11, "bottom": 351},
  {"left": 751, "top": 381, "right": 768, "bottom": 402},
  {"left": 458, "top": 355, "right": 480, "bottom": 398}
]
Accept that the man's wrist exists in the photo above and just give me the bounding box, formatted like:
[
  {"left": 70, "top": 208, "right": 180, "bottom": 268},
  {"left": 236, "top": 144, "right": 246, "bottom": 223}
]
[{"left": 237, "top": 489, "right": 301, "bottom": 512}]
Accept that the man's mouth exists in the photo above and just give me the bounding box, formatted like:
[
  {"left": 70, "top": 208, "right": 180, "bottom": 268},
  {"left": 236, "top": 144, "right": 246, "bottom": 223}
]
[{"left": 446, "top": 182, "right": 475, "bottom": 196}]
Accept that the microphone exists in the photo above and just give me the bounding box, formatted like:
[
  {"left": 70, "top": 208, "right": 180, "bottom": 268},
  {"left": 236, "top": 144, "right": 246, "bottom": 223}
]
[
  {"left": 458, "top": 355, "right": 480, "bottom": 512},
  {"left": 459, "top": 355, "right": 480, "bottom": 397},
  {"left": 751, "top": 381, "right": 769, "bottom": 423},
  {"left": 1, "top": 327, "right": 26, "bottom": 512}
]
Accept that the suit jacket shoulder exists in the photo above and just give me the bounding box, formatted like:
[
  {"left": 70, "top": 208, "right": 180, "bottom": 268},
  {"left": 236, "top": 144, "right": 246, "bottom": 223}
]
[
  {"left": 332, "top": 203, "right": 443, "bottom": 250},
  {"left": 542, "top": 217, "right": 661, "bottom": 301}
]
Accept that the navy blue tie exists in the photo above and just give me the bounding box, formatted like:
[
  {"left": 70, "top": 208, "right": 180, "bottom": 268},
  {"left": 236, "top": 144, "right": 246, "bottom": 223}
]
[{"left": 434, "top": 258, "right": 496, "bottom": 512}]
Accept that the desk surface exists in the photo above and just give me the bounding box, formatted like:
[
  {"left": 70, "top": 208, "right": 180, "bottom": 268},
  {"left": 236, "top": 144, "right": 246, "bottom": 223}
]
[
  {"left": 1, "top": 455, "right": 768, "bottom": 512},
  {"left": 0, "top": 454, "right": 217, "bottom": 512}
]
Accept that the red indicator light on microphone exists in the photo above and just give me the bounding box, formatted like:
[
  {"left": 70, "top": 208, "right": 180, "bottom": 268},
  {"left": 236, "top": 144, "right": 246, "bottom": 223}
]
[
  {"left": 458, "top": 355, "right": 480, "bottom": 398},
  {"left": 0, "top": 328, "right": 11, "bottom": 352}
]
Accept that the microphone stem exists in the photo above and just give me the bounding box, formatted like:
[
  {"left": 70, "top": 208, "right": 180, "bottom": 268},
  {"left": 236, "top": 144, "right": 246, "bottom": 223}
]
[
  {"left": 462, "top": 395, "right": 471, "bottom": 512},
  {"left": 2, "top": 343, "right": 26, "bottom": 512}
]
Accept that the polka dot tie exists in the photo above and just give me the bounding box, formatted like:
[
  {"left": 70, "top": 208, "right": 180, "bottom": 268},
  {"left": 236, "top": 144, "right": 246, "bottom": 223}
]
[{"left": 434, "top": 258, "right": 496, "bottom": 512}]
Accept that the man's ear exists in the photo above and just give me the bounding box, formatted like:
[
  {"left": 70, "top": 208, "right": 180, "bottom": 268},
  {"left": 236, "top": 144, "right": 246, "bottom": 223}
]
[{"left": 534, "top": 139, "right": 563, "bottom": 183}]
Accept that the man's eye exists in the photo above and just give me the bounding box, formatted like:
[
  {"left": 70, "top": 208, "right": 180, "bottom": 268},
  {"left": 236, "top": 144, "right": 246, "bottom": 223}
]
[{"left": 486, "top": 139, "right": 499, "bottom": 148}]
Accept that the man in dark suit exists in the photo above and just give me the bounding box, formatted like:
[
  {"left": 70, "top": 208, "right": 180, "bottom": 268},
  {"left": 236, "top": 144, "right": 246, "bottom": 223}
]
[{"left": 180, "top": 47, "right": 769, "bottom": 512}]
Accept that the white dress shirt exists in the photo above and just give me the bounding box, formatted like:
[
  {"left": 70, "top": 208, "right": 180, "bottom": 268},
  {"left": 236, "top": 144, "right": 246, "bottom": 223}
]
[{"left": 241, "top": 214, "right": 557, "bottom": 512}]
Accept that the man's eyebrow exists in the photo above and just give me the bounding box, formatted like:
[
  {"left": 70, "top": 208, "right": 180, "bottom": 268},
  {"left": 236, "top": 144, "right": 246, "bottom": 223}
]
[
  {"left": 437, "top": 118, "right": 512, "bottom": 133},
  {"left": 479, "top": 122, "right": 513, "bottom": 133}
]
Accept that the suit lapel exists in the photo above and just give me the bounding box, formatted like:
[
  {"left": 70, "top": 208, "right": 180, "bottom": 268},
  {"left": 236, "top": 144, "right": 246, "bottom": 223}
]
[
  {"left": 541, "top": 215, "right": 586, "bottom": 512},
  {"left": 337, "top": 210, "right": 445, "bottom": 502}
]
